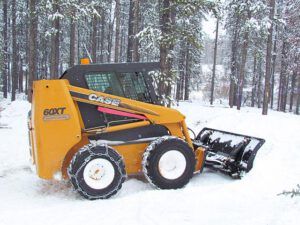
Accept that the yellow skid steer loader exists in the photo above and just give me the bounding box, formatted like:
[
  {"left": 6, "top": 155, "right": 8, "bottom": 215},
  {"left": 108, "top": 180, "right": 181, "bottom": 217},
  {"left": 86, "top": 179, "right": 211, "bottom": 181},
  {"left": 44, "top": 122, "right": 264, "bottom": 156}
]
[{"left": 28, "top": 61, "right": 264, "bottom": 200}]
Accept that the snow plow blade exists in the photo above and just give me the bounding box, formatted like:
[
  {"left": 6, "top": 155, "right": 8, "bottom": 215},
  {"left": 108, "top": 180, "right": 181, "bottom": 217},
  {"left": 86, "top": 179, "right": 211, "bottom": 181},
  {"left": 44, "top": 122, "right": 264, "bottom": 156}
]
[{"left": 194, "top": 128, "right": 265, "bottom": 178}]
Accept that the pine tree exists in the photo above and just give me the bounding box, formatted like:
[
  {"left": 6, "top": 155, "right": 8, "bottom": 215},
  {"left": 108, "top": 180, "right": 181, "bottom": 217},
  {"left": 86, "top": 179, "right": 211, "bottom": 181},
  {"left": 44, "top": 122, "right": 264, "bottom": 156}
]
[
  {"left": 262, "top": 0, "right": 276, "bottom": 115},
  {"left": 50, "top": 0, "right": 60, "bottom": 79},
  {"left": 0, "top": 0, "right": 298, "bottom": 112},
  {"left": 1, "top": 0, "right": 8, "bottom": 99},
  {"left": 28, "top": 0, "right": 38, "bottom": 102},
  {"left": 114, "top": 0, "right": 121, "bottom": 62},
  {"left": 127, "top": 0, "right": 140, "bottom": 62},
  {"left": 11, "top": 0, "right": 18, "bottom": 101},
  {"left": 210, "top": 18, "right": 219, "bottom": 105}
]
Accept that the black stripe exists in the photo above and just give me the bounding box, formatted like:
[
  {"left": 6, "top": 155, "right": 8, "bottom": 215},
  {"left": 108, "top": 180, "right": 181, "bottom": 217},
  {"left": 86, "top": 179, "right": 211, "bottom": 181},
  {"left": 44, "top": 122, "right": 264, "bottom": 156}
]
[
  {"left": 89, "top": 124, "right": 169, "bottom": 142},
  {"left": 70, "top": 91, "right": 89, "bottom": 100}
]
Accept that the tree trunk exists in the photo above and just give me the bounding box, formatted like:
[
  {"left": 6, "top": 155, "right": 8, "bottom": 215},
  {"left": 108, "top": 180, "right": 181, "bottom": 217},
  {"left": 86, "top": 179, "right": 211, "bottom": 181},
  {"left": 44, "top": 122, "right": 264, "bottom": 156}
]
[
  {"left": 91, "top": 11, "right": 98, "bottom": 63},
  {"left": 107, "top": 3, "right": 114, "bottom": 62},
  {"left": 175, "top": 78, "right": 182, "bottom": 101},
  {"left": 7, "top": 10, "right": 11, "bottom": 94},
  {"left": 278, "top": 39, "right": 288, "bottom": 112},
  {"left": 69, "top": 17, "right": 78, "bottom": 67},
  {"left": 229, "top": 21, "right": 239, "bottom": 108},
  {"left": 296, "top": 72, "right": 300, "bottom": 115},
  {"left": 114, "top": 0, "right": 121, "bottom": 62},
  {"left": 127, "top": 0, "right": 140, "bottom": 62},
  {"left": 100, "top": 9, "right": 105, "bottom": 63},
  {"left": 25, "top": 69, "right": 28, "bottom": 94},
  {"left": 120, "top": 25, "right": 125, "bottom": 62},
  {"left": 19, "top": 59, "right": 23, "bottom": 93},
  {"left": 257, "top": 57, "right": 263, "bottom": 108},
  {"left": 176, "top": 39, "right": 185, "bottom": 101},
  {"left": 277, "top": 61, "right": 282, "bottom": 110},
  {"left": 236, "top": 11, "right": 251, "bottom": 110},
  {"left": 127, "top": 0, "right": 134, "bottom": 62},
  {"left": 28, "top": 0, "right": 38, "bottom": 102},
  {"left": 159, "top": 0, "right": 175, "bottom": 106},
  {"left": 289, "top": 67, "right": 297, "bottom": 112},
  {"left": 50, "top": 0, "right": 60, "bottom": 79},
  {"left": 270, "top": 24, "right": 277, "bottom": 109},
  {"left": 8, "top": 53, "right": 11, "bottom": 93},
  {"left": 210, "top": 19, "right": 219, "bottom": 105},
  {"left": 262, "top": 0, "right": 275, "bottom": 115},
  {"left": 2, "top": 0, "right": 8, "bottom": 98},
  {"left": 282, "top": 73, "right": 290, "bottom": 112},
  {"left": 251, "top": 52, "right": 257, "bottom": 107},
  {"left": 11, "top": 0, "right": 18, "bottom": 101},
  {"left": 184, "top": 44, "right": 190, "bottom": 101},
  {"left": 41, "top": 26, "right": 48, "bottom": 79},
  {"left": 132, "top": 0, "right": 140, "bottom": 62}
]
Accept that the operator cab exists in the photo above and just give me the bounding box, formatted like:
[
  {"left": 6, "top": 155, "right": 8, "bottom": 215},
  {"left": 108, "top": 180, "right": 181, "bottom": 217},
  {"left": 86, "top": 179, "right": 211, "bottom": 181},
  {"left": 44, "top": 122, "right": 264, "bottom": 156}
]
[
  {"left": 60, "top": 62, "right": 160, "bottom": 129},
  {"left": 60, "top": 62, "right": 159, "bottom": 104}
]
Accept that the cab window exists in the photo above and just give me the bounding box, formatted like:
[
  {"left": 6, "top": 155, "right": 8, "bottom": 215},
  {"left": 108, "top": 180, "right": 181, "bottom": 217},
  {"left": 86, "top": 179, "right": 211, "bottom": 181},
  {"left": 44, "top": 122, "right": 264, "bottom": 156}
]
[
  {"left": 118, "top": 72, "right": 151, "bottom": 103},
  {"left": 85, "top": 72, "right": 123, "bottom": 96},
  {"left": 85, "top": 71, "right": 152, "bottom": 103}
]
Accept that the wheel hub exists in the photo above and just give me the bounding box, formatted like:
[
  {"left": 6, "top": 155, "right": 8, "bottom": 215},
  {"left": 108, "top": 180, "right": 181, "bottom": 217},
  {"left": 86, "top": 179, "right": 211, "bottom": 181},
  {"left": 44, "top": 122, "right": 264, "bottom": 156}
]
[
  {"left": 158, "top": 150, "right": 187, "bottom": 180},
  {"left": 89, "top": 165, "right": 105, "bottom": 180},
  {"left": 83, "top": 158, "right": 115, "bottom": 189}
]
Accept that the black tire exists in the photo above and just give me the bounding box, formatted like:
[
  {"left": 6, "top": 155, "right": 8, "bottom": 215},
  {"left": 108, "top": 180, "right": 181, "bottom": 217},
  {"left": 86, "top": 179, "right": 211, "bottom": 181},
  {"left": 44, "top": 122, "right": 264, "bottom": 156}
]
[
  {"left": 67, "top": 143, "right": 126, "bottom": 200},
  {"left": 142, "top": 136, "right": 196, "bottom": 189}
]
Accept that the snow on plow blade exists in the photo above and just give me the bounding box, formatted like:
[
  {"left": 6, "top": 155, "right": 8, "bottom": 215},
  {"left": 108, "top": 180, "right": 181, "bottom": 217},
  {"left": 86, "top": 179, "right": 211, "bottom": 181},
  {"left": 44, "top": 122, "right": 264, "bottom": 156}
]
[{"left": 194, "top": 128, "right": 265, "bottom": 178}]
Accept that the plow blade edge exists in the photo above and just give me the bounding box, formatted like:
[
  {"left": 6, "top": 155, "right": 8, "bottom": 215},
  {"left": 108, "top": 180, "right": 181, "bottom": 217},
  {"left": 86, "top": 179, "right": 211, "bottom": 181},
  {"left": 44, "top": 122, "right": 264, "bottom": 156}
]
[{"left": 193, "top": 128, "right": 265, "bottom": 178}]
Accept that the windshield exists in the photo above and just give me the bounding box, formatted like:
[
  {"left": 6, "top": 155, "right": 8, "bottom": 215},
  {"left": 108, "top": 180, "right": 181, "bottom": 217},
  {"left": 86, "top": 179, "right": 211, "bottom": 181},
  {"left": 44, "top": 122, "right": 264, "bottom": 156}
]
[{"left": 85, "top": 71, "right": 153, "bottom": 103}]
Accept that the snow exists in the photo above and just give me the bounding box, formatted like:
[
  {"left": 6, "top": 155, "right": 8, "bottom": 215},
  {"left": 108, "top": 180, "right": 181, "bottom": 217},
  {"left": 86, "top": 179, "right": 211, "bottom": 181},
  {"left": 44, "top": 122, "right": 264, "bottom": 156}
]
[
  {"left": 203, "top": 130, "right": 261, "bottom": 150},
  {"left": 201, "top": 64, "right": 225, "bottom": 75},
  {"left": 0, "top": 100, "right": 300, "bottom": 225},
  {"left": 202, "top": 15, "right": 226, "bottom": 39}
]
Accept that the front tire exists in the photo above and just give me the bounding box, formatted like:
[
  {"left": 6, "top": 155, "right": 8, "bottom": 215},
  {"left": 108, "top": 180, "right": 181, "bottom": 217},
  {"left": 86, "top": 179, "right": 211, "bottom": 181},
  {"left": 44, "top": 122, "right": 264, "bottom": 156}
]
[
  {"left": 142, "top": 136, "right": 196, "bottom": 189},
  {"left": 68, "top": 143, "right": 126, "bottom": 200}
]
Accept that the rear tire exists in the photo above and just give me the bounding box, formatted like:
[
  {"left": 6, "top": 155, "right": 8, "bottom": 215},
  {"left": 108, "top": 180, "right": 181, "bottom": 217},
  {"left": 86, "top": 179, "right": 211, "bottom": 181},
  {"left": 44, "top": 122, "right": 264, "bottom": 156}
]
[
  {"left": 68, "top": 143, "right": 126, "bottom": 200},
  {"left": 142, "top": 136, "right": 196, "bottom": 189}
]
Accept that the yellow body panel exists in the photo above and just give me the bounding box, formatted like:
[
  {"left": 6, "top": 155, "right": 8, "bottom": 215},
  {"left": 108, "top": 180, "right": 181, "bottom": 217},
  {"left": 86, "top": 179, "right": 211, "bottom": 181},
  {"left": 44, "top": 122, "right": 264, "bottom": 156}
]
[
  {"left": 31, "top": 80, "right": 82, "bottom": 179},
  {"left": 114, "top": 143, "right": 149, "bottom": 174},
  {"left": 195, "top": 147, "right": 206, "bottom": 172},
  {"left": 30, "top": 79, "right": 204, "bottom": 180}
]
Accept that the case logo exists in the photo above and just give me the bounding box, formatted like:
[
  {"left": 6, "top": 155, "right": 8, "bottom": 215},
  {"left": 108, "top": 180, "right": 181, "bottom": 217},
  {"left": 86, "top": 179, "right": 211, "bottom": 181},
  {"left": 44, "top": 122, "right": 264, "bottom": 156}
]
[
  {"left": 43, "top": 107, "right": 70, "bottom": 121},
  {"left": 88, "top": 94, "right": 120, "bottom": 106}
]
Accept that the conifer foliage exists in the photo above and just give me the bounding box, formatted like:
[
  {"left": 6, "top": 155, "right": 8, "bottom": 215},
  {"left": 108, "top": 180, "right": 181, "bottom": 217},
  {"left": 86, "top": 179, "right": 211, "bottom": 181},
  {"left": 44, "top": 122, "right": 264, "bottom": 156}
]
[{"left": 0, "top": 0, "right": 299, "bottom": 114}]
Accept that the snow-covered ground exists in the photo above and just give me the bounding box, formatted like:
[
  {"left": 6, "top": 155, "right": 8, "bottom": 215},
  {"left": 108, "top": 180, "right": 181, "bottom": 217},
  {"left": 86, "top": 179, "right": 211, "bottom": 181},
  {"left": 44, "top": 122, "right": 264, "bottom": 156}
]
[{"left": 0, "top": 100, "right": 299, "bottom": 225}]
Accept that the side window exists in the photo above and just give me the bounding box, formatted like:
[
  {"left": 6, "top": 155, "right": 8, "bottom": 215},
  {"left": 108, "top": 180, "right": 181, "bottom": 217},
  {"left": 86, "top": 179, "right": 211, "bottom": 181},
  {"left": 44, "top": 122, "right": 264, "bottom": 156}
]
[
  {"left": 133, "top": 72, "right": 149, "bottom": 101},
  {"left": 85, "top": 73, "right": 110, "bottom": 92},
  {"left": 119, "top": 72, "right": 151, "bottom": 102},
  {"left": 84, "top": 71, "right": 153, "bottom": 103},
  {"left": 85, "top": 72, "right": 124, "bottom": 96},
  {"left": 120, "top": 73, "right": 138, "bottom": 100}
]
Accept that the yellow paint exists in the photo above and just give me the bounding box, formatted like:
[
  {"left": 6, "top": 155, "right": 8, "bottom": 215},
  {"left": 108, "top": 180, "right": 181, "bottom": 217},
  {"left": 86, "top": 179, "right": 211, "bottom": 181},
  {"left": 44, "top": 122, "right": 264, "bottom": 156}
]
[
  {"left": 29, "top": 79, "right": 204, "bottom": 180},
  {"left": 80, "top": 58, "right": 90, "bottom": 65},
  {"left": 31, "top": 80, "right": 82, "bottom": 179},
  {"left": 195, "top": 147, "right": 206, "bottom": 172},
  {"left": 114, "top": 143, "right": 149, "bottom": 174}
]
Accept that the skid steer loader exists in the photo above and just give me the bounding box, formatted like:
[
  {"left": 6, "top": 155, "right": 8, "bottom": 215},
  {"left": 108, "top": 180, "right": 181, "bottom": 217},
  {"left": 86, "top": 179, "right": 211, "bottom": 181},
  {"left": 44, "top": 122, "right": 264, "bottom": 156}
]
[{"left": 28, "top": 61, "right": 265, "bottom": 200}]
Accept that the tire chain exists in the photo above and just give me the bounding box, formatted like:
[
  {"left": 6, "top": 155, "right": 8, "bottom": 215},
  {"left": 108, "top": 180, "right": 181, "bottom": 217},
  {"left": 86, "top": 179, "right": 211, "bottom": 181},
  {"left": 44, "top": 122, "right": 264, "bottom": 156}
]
[
  {"left": 142, "top": 135, "right": 188, "bottom": 189},
  {"left": 67, "top": 142, "right": 126, "bottom": 200}
]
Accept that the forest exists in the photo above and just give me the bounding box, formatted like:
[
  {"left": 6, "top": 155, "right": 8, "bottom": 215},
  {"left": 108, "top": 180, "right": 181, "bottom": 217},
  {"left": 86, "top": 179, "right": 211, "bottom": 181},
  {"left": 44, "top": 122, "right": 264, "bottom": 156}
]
[{"left": 0, "top": 0, "right": 299, "bottom": 115}]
